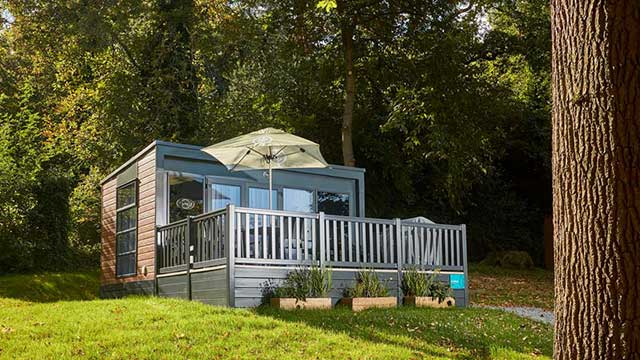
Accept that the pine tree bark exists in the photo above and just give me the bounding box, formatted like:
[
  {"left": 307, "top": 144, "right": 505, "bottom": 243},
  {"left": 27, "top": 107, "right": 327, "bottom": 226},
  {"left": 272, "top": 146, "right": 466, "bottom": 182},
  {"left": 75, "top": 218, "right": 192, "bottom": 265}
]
[
  {"left": 551, "top": 0, "right": 640, "bottom": 359},
  {"left": 337, "top": 0, "right": 356, "bottom": 167}
]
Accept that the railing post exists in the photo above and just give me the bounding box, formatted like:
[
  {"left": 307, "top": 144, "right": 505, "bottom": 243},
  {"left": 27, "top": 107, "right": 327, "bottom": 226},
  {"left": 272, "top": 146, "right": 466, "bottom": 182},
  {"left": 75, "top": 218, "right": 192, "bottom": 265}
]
[
  {"left": 186, "top": 216, "right": 193, "bottom": 301},
  {"left": 395, "top": 218, "right": 403, "bottom": 306},
  {"left": 461, "top": 224, "right": 468, "bottom": 307},
  {"left": 318, "top": 212, "right": 325, "bottom": 268},
  {"left": 226, "top": 204, "right": 236, "bottom": 307},
  {"left": 154, "top": 226, "right": 160, "bottom": 296}
]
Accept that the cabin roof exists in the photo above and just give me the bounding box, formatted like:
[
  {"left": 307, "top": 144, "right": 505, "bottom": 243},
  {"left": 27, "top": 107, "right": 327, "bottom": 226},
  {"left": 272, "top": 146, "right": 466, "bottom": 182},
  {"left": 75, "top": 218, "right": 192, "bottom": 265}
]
[{"left": 100, "top": 140, "right": 365, "bottom": 186}]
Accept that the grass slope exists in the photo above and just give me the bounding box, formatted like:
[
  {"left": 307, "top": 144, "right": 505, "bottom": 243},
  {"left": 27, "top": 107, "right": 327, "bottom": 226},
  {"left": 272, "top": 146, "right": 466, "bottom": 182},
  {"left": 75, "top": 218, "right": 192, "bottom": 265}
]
[
  {"left": 0, "top": 297, "right": 552, "bottom": 359},
  {"left": 0, "top": 271, "right": 99, "bottom": 303},
  {"left": 469, "top": 265, "right": 554, "bottom": 310}
]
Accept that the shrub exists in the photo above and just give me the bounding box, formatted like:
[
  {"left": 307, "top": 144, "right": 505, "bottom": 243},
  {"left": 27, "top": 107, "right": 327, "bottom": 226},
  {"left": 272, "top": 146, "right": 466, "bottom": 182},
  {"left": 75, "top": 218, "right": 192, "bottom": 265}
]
[
  {"left": 261, "top": 266, "right": 332, "bottom": 303},
  {"left": 344, "top": 268, "right": 389, "bottom": 298},
  {"left": 401, "top": 267, "right": 453, "bottom": 302}
]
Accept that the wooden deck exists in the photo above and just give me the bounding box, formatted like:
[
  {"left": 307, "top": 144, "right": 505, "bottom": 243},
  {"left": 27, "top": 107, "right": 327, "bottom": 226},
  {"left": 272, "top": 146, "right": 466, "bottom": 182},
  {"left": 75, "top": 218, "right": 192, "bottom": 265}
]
[{"left": 155, "top": 205, "right": 468, "bottom": 307}]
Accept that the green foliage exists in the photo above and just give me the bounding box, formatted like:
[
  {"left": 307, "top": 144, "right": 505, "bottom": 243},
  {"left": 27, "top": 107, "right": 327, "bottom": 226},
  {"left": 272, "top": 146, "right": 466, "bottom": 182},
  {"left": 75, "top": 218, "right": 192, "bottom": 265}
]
[
  {"left": 401, "top": 268, "right": 453, "bottom": 302},
  {"left": 344, "top": 268, "right": 389, "bottom": 298},
  {"left": 0, "top": 0, "right": 553, "bottom": 271},
  {"left": 261, "top": 266, "right": 332, "bottom": 302}
]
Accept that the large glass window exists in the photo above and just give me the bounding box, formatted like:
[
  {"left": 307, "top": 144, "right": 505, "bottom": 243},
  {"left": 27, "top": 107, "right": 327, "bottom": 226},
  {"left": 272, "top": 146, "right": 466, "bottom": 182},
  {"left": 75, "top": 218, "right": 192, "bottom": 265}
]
[
  {"left": 116, "top": 182, "right": 137, "bottom": 277},
  {"left": 283, "top": 188, "right": 314, "bottom": 213},
  {"left": 249, "top": 187, "right": 278, "bottom": 209},
  {"left": 169, "top": 175, "right": 204, "bottom": 222},
  {"left": 210, "top": 183, "right": 241, "bottom": 211},
  {"left": 318, "top": 192, "right": 350, "bottom": 216}
]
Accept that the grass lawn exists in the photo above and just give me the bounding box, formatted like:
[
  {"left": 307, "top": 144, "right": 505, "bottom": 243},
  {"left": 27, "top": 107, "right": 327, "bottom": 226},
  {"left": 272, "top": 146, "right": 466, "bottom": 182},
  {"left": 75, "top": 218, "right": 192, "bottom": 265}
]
[
  {"left": 0, "top": 271, "right": 99, "bottom": 303},
  {"left": 0, "top": 296, "right": 552, "bottom": 359},
  {"left": 469, "top": 264, "right": 554, "bottom": 310},
  {"left": 0, "top": 270, "right": 553, "bottom": 359}
]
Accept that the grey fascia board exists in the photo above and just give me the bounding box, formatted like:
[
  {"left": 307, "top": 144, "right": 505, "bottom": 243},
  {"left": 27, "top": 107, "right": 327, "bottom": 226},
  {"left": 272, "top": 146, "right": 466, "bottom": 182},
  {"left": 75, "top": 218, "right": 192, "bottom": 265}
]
[
  {"left": 101, "top": 139, "right": 366, "bottom": 186},
  {"left": 100, "top": 140, "right": 158, "bottom": 185}
]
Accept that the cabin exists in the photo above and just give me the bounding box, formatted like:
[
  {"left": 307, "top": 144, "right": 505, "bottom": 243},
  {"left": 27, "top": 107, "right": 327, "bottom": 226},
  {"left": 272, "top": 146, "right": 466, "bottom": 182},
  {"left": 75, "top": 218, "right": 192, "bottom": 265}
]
[{"left": 100, "top": 140, "right": 468, "bottom": 307}]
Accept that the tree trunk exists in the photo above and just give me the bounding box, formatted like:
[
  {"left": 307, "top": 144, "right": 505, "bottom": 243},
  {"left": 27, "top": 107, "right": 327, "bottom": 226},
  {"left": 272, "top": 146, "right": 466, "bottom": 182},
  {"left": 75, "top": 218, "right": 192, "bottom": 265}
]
[
  {"left": 337, "top": 0, "right": 356, "bottom": 167},
  {"left": 551, "top": 1, "right": 640, "bottom": 359}
]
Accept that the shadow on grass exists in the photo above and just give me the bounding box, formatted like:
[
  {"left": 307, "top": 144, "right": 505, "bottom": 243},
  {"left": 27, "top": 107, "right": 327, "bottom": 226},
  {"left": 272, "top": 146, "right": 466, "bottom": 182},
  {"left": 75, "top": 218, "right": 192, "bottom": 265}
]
[
  {"left": 255, "top": 305, "right": 553, "bottom": 359},
  {"left": 0, "top": 270, "right": 100, "bottom": 302}
]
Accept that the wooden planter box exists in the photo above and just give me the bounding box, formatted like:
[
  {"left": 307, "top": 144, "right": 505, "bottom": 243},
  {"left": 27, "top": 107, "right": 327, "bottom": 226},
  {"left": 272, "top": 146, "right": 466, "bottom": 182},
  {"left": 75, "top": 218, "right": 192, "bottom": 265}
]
[
  {"left": 270, "top": 297, "right": 332, "bottom": 310},
  {"left": 340, "top": 297, "right": 398, "bottom": 311},
  {"left": 404, "top": 296, "right": 455, "bottom": 308}
]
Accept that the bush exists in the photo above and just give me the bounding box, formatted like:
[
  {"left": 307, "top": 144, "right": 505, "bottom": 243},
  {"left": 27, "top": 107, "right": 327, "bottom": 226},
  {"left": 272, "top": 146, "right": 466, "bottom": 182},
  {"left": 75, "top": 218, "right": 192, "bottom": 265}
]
[
  {"left": 480, "top": 251, "right": 534, "bottom": 269},
  {"left": 261, "top": 266, "right": 332, "bottom": 302},
  {"left": 344, "top": 268, "right": 389, "bottom": 298},
  {"left": 401, "top": 267, "right": 453, "bottom": 301}
]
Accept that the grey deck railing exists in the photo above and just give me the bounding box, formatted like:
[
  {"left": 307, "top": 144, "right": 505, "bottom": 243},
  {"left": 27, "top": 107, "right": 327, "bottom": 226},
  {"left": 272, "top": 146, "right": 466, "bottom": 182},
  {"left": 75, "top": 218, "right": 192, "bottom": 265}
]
[{"left": 156, "top": 205, "right": 467, "bottom": 275}]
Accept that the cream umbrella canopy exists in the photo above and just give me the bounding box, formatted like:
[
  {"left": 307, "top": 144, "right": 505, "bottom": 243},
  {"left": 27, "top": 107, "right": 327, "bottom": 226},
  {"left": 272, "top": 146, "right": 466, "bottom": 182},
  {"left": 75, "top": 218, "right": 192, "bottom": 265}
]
[{"left": 201, "top": 128, "right": 329, "bottom": 209}]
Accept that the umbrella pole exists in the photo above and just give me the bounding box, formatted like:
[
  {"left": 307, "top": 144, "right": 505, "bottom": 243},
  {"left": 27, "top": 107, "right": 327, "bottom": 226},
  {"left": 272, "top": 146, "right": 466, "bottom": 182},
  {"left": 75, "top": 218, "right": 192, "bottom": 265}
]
[{"left": 268, "top": 161, "right": 273, "bottom": 209}]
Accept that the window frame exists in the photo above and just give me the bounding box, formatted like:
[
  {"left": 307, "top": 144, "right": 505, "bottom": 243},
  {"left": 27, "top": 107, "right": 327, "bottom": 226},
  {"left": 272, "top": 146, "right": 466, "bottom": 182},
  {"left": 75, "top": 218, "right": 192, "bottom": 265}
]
[
  {"left": 204, "top": 175, "right": 246, "bottom": 212},
  {"left": 209, "top": 182, "right": 243, "bottom": 211},
  {"left": 166, "top": 172, "right": 205, "bottom": 223},
  {"left": 317, "top": 190, "right": 351, "bottom": 216},
  {"left": 248, "top": 186, "right": 280, "bottom": 210},
  {"left": 282, "top": 186, "right": 316, "bottom": 213},
  {"left": 115, "top": 180, "right": 138, "bottom": 278}
]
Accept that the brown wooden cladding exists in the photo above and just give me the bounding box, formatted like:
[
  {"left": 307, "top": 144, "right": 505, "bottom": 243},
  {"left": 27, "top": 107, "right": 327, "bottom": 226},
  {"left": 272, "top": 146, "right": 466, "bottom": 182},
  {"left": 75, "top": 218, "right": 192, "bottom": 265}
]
[{"left": 101, "top": 148, "right": 156, "bottom": 286}]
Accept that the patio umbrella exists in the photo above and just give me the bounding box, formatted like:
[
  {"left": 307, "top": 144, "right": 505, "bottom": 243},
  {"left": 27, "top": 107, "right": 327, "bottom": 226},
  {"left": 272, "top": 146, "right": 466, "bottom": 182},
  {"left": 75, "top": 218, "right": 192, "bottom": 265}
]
[{"left": 201, "top": 128, "right": 329, "bottom": 209}]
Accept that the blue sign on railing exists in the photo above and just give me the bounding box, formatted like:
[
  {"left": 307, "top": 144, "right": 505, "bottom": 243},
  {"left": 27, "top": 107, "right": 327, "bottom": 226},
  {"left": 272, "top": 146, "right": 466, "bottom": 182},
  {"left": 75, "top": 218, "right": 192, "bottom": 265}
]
[{"left": 450, "top": 274, "right": 465, "bottom": 289}]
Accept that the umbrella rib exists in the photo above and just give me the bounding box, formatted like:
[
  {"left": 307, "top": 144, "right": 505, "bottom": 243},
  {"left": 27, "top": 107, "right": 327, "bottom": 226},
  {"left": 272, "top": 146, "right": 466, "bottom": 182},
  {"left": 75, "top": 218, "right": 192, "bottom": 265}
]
[
  {"left": 246, "top": 145, "right": 268, "bottom": 158},
  {"left": 229, "top": 149, "right": 252, "bottom": 172}
]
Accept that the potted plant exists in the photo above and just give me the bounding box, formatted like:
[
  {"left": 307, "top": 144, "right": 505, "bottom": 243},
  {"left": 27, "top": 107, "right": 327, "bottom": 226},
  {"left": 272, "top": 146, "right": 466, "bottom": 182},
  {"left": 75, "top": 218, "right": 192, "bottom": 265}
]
[
  {"left": 262, "top": 266, "right": 333, "bottom": 310},
  {"left": 401, "top": 267, "right": 455, "bottom": 308},
  {"left": 340, "top": 268, "right": 397, "bottom": 311}
]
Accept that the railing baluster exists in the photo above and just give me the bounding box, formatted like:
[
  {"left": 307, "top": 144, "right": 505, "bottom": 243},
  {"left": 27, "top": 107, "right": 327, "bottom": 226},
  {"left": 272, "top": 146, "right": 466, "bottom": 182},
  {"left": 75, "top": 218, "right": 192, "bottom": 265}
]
[
  {"left": 254, "top": 214, "right": 260, "bottom": 259},
  {"left": 382, "top": 224, "right": 388, "bottom": 263},
  {"left": 262, "top": 214, "right": 267, "bottom": 259},
  {"left": 389, "top": 224, "right": 395, "bottom": 263},
  {"left": 296, "top": 217, "right": 301, "bottom": 261},
  {"left": 311, "top": 218, "right": 316, "bottom": 261},
  {"left": 245, "top": 213, "right": 250, "bottom": 258},
  {"left": 271, "top": 215, "right": 276, "bottom": 260},
  {"left": 362, "top": 222, "right": 367, "bottom": 263},
  {"left": 303, "top": 218, "right": 309, "bottom": 261},
  {"left": 444, "top": 229, "right": 449, "bottom": 266},
  {"left": 409, "top": 226, "right": 415, "bottom": 265},
  {"left": 414, "top": 226, "right": 421, "bottom": 267},
  {"left": 218, "top": 216, "right": 223, "bottom": 259},
  {"left": 287, "top": 216, "right": 293, "bottom": 260},
  {"left": 340, "top": 221, "right": 345, "bottom": 262},
  {"left": 347, "top": 221, "right": 353, "bottom": 262},
  {"left": 375, "top": 223, "right": 380, "bottom": 263},
  {"left": 355, "top": 221, "right": 360, "bottom": 262},
  {"left": 236, "top": 213, "right": 241, "bottom": 257},
  {"left": 368, "top": 223, "right": 374, "bottom": 263},
  {"left": 331, "top": 220, "right": 337, "bottom": 262},
  {"left": 279, "top": 216, "right": 285, "bottom": 260},
  {"left": 459, "top": 229, "right": 463, "bottom": 267}
]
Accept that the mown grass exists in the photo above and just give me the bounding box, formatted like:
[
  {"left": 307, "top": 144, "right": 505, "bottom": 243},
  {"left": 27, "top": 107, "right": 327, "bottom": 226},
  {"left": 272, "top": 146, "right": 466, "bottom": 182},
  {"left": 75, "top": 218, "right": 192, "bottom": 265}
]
[
  {"left": 469, "top": 264, "right": 554, "bottom": 310},
  {"left": 0, "top": 270, "right": 553, "bottom": 359},
  {"left": 0, "top": 271, "right": 99, "bottom": 302},
  {"left": 0, "top": 297, "right": 552, "bottom": 359}
]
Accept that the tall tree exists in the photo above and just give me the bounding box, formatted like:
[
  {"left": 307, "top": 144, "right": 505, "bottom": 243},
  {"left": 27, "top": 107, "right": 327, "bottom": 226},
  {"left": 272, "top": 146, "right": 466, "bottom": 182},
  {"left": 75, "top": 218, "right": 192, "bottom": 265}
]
[
  {"left": 336, "top": 0, "right": 356, "bottom": 166},
  {"left": 551, "top": 0, "right": 640, "bottom": 358}
]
